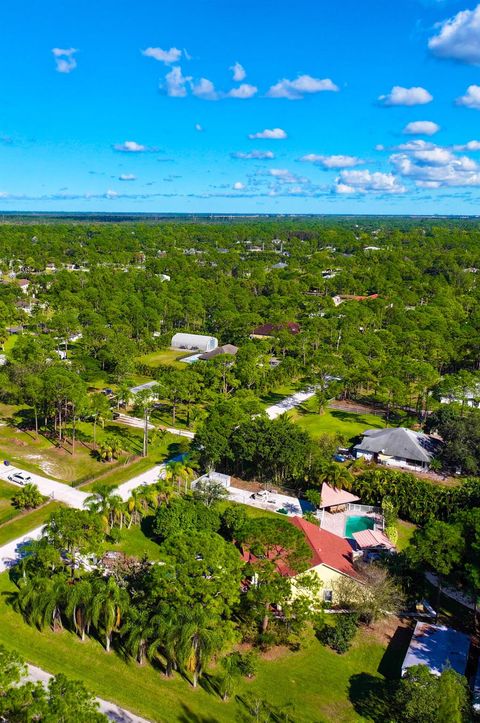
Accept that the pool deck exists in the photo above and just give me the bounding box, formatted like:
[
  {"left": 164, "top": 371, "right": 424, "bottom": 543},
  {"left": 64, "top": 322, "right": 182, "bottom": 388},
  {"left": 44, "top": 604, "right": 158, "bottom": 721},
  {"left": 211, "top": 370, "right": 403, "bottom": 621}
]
[{"left": 320, "top": 509, "right": 382, "bottom": 539}]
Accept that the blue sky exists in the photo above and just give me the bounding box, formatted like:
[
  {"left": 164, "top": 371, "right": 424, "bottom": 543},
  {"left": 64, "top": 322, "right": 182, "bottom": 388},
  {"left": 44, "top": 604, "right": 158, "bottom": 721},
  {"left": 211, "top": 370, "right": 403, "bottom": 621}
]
[{"left": 3, "top": 0, "right": 480, "bottom": 213}]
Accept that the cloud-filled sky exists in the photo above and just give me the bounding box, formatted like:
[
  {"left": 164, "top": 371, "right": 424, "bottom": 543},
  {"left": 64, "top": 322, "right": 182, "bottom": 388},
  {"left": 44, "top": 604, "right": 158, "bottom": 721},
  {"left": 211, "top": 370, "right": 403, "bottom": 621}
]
[{"left": 3, "top": 0, "right": 480, "bottom": 213}]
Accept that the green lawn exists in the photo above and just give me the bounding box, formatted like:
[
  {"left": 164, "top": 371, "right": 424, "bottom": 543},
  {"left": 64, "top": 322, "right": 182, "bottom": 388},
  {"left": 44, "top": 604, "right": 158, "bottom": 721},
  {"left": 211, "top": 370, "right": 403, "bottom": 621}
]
[
  {"left": 0, "top": 501, "right": 62, "bottom": 545},
  {"left": 136, "top": 349, "right": 190, "bottom": 369},
  {"left": 0, "top": 570, "right": 394, "bottom": 722},
  {"left": 396, "top": 519, "right": 417, "bottom": 552},
  {"left": 104, "top": 518, "right": 165, "bottom": 561},
  {"left": 81, "top": 431, "right": 187, "bottom": 492},
  {"left": 0, "top": 479, "right": 18, "bottom": 526},
  {"left": 291, "top": 403, "right": 386, "bottom": 443}
]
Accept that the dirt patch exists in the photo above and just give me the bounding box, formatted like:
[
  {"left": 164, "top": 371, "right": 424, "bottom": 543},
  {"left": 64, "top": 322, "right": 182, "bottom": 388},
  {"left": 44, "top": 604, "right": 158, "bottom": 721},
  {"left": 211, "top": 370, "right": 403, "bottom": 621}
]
[
  {"left": 260, "top": 645, "right": 290, "bottom": 661},
  {"left": 360, "top": 616, "right": 412, "bottom": 647}
]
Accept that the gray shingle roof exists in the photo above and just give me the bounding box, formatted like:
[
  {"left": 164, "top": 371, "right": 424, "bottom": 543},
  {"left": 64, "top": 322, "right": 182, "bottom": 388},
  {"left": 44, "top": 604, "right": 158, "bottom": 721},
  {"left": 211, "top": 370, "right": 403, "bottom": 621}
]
[{"left": 353, "top": 427, "right": 439, "bottom": 464}]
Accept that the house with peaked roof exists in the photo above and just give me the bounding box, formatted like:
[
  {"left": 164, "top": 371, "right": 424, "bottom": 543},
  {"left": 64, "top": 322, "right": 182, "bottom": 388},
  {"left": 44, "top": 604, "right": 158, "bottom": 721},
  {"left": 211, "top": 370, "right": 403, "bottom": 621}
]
[
  {"left": 353, "top": 427, "right": 441, "bottom": 471},
  {"left": 289, "top": 517, "right": 360, "bottom": 603},
  {"left": 319, "top": 483, "right": 359, "bottom": 511},
  {"left": 250, "top": 322, "right": 300, "bottom": 339}
]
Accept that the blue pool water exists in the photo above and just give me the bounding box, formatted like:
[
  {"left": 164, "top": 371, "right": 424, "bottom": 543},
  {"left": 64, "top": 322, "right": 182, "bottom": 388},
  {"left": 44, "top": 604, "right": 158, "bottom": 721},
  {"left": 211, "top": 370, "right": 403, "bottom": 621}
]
[{"left": 345, "top": 515, "right": 375, "bottom": 538}]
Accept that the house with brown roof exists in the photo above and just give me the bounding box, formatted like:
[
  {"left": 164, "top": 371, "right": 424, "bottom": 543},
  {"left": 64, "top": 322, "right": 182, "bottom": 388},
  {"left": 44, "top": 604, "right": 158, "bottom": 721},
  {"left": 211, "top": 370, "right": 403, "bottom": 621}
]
[
  {"left": 198, "top": 344, "right": 238, "bottom": 361},
  {"left": 250, "top": 322, "right": 300, "bottom": 339}
]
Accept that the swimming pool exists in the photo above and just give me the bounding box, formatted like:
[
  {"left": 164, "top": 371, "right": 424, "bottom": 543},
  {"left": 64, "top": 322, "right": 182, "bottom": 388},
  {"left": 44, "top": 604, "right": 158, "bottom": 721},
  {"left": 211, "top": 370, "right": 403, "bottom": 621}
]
[{"left": 345, "top": 515, "right": 375, "bottom": 538}]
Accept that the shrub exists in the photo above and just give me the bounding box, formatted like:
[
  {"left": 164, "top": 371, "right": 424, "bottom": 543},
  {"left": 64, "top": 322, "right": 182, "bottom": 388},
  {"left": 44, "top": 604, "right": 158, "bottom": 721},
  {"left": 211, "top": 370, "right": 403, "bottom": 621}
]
[{"left": 316, "top": 613, "right": 359, "bottom": 654}]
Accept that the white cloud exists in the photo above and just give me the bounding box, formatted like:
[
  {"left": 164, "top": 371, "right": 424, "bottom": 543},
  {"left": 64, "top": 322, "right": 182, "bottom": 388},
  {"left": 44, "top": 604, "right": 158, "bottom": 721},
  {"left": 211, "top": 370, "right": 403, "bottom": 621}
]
[
  {"left": 191, "top": 77, "right": 218, "bottom": 100},
  {"left": 113, "top": 141, "right": 152, "bottom": 153},
  {"left": 403, "top": 120, "right": 440, "bottom": 135},
  {"left": 266, "top": 74, "right": 338, "bottom": 99},
  {"left": 268, "top": 168, "right": 306, "bottom": 183},
  {"left": 386, "top": 139, "right": 436, "bottom": 152},
  {"left": 233, "top": 181, "right": 245, "bottom": 190},
  {"left": 231, "top": 150, "right": 275, "bottom": 159},
  {"left": 230, "top": 62, "right": 246, "bottom": 81},
  {"left": 248, "top": 128, "right": 287, "bottom": 139},
  {"left": 391, "top": 148, "right": 480, "bottom": 187},
  {"left": 379, "top": 85, "right": 433, "bottom": 106},
  {"left": 335, "top": 169, "right": 406, "bottom": 194},
  {"left": 164, "top": 66, "right": 192, "bottom": 97},
  {"left": 194, "top": 123, "right": 204, "bottom": 132},
  {"left": 227, "top": 83, "right": 258, "bottom": 99},
  {"left": 299, "top": 153, "right": 364, "bottom": 168},
  {"left": 453, "top": 140, "right": 480, "bottom": 151},
  {"left": 52, "top": 48, "right": 78, "bottom": 74},
  {"left": 456, "top": 84, "right": 480, "bottom": 109},
  {"left": 142, "top": 47, "right": 182, "bottom": 64},
  {"left": 118, "top": 174, "right": 136, "bottom": 181},
  {"left": 105, "top": 189, "right": 118, "bottom": 199},
  {"left": 428, "top": 4, "right": 480, "bottom": 65}
]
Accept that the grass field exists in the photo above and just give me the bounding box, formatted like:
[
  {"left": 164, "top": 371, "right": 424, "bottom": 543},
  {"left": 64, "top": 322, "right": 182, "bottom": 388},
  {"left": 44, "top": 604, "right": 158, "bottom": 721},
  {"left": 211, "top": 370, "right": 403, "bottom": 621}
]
[
  {"left": 0, "top": 479, "right": 18, "bottom": 526},
  {"left": 0, "top": 501, "right": 62, "bottom": 546},
  {"left": 396, "top": 519, "right": 417, "bottom": 552},
  {"left": 291, "top": 402, "right": 386, "bottom": 443},
  {"left": 137, "top": 349, "right": 190, "bottom": 369},
  {"left": 0, "top": 569, "right": 398, "bottom": 722}
]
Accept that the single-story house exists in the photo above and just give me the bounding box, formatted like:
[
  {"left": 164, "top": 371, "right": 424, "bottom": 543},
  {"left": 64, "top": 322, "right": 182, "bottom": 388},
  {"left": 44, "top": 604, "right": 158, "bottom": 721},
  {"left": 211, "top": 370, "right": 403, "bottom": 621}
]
[
  {"left": 440, "top": 385, "right": 480, "bottom": 409},
  {"left": 250, "top": 322, "right": 300, "bottom": 340},
  {"left": 17, "top": 279, "right": 30, "bottom": 293},
  {"left": 290, "top": 517, "right": 360, "bottom": 603},
  {"left": 353, "top": 427, "right": 440, "bottom": 471},
  {"left": 171, "top": 332, "right": 218, "bottom": 352},
  {"left": 401, "top": 623, "right": 470, "bottom": 677},
  {"left": 198, "top": 344, "right": 238, "bottom": 361},
  {"left": 319, "top": 483, "right": 360, "bottom": 512}
]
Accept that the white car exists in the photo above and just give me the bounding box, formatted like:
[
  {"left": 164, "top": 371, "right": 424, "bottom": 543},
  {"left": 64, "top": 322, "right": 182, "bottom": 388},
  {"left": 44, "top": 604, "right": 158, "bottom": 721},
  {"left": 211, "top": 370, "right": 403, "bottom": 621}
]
[{"left": 8, "top": 472, "right": 31, "bottom": 485}]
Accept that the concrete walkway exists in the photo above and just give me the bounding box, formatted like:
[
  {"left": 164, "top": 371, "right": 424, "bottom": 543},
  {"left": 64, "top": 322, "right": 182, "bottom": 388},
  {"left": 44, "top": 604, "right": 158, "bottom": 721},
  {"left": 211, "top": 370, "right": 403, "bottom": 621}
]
[
  {"left": 26, "top": 664, "right": 151, "bottom": 723},
  {"left": 228, "top": 485, "right": 305, "bottom": 516},
  {"left": 265, "top": 387, "right": 316, "bottom": 420}
]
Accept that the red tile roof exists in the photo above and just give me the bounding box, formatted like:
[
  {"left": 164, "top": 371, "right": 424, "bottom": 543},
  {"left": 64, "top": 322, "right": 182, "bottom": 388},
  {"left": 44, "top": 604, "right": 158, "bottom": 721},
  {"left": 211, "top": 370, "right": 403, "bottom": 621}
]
[
  {"left": 289, "top": 517, "right": 360, "bottom": 579},
  {"left": 252, "top": 322, "right": 300, "bottom": 336}
]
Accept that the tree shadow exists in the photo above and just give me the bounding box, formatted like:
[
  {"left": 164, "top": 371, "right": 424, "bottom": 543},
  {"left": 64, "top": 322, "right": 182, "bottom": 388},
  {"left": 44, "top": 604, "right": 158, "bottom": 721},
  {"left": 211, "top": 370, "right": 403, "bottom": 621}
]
[
  {"left": 198, "top": 671, "right": 222, "bottom": 698},
  {"left": 348, "top": 673, "right": 397, "bottom": 723},
  {"left": 176, "top": 704, "right": 220, "bottom": 723}
]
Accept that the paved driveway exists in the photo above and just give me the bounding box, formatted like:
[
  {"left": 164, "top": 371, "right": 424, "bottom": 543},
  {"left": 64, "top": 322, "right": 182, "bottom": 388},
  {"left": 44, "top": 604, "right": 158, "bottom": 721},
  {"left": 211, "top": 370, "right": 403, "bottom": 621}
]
[{"left": 0, "top": 465, "right": 89, "bottom": 508}]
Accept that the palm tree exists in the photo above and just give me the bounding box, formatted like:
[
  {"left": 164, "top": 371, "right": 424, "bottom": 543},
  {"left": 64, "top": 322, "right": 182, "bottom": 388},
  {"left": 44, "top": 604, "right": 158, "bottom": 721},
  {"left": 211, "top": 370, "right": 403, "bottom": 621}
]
[
  {"left": 147, "top": 614, "right": 179, "bottom": 678},
  {"left": 318, "top": 462, "right": 354, "bottom": 491},
  {"left": 65, "top": 579, "right": 93, "bottom": 641},
  {"left": 176, "top": 610, "right": 229, "bottom": 688},
  {"left": 126, "top": 487, "right": 147, "bottom": 528},
  {"left": 18, "top": 574, "right": 67, "bottom": 632},
  {"left": 164, "top": 459, "right": 198, "bottom": 494},
  {"left": 85, "top": 484, "right": 123, "bottom": 531},
  {"left": 91, "top": 576, "right": 129, "bottom": 652},
  {"left": 122, "top": 607, "right": 155, "bottom": 665}
]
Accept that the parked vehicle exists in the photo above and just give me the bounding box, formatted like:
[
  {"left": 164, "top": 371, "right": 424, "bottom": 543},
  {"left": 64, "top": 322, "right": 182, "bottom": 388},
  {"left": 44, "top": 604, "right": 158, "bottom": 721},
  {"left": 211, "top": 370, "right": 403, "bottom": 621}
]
[
  {"left": 334, "top": 454, "right": 347, "bottom": 462},
  {"left": 8, "top": 471, "right": 32, "bottom": 485}
]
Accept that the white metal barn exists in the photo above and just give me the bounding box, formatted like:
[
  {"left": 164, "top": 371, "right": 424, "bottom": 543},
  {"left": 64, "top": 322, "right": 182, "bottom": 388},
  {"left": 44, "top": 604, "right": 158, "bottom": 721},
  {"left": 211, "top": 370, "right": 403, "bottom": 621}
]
[{"left": 171, "top": 333, "right": 218, "bottom": 352}]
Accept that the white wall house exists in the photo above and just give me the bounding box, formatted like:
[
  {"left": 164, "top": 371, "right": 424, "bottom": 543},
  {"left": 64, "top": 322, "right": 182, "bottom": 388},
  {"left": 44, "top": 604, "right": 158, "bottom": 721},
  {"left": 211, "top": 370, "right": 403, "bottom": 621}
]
[{"left": 171, "top": 333, "right": 218, "bottom": 352}]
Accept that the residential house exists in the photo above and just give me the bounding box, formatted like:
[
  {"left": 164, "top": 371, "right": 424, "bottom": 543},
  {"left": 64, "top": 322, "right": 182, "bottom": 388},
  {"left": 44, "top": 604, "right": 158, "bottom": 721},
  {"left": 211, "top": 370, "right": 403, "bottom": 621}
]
[
  {"left": 250, "top": 322, "right": 300, "bottom": 339},
  {"left": 401, "top": 623, "right": 470, "bottom": 677},
  {"left": 17, "top": 279, "right": 30, "bottom": 294},
  {"left": 198, "top": 344, "right": 238, "bottom": 361},
  {"left": 290, "top": 517, "right": 361, "bottom": 604},
  {"left": 353, "top": 427, "right": 440, "bottom": 471}
]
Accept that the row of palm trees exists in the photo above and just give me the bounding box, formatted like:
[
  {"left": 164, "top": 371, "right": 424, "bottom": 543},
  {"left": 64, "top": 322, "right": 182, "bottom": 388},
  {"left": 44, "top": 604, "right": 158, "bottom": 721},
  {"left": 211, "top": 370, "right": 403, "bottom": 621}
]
[
  {"left": 83, "top": 458, "right": 198, "bottom": 532},
  {"left": 16, "top": 570, "right": 232, "bottom": 689}
]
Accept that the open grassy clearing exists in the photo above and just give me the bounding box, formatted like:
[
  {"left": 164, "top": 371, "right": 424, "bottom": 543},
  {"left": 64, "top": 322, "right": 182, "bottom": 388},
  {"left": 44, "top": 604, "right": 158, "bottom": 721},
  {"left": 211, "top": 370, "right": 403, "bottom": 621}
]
[
  {"left": 0, "top": 501, "right": 62, "bottom": 546},
  {"left": 291, "top": 402, "right": 386, "bottom": 443},
  {"left": 136, "top": 348, "right": 190, "bottom": 369},
  {"left": 80, "top": 431, "right": 187, "bottom": 492},
  {"left": 0, "top": 569, "right": 396, "bottom": 722},
  {"left": 0, "top": 479, "right": 18, "bottom": 526},
  {"left": 396, "top": 520, "right": 417, "bottom": 552}
]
